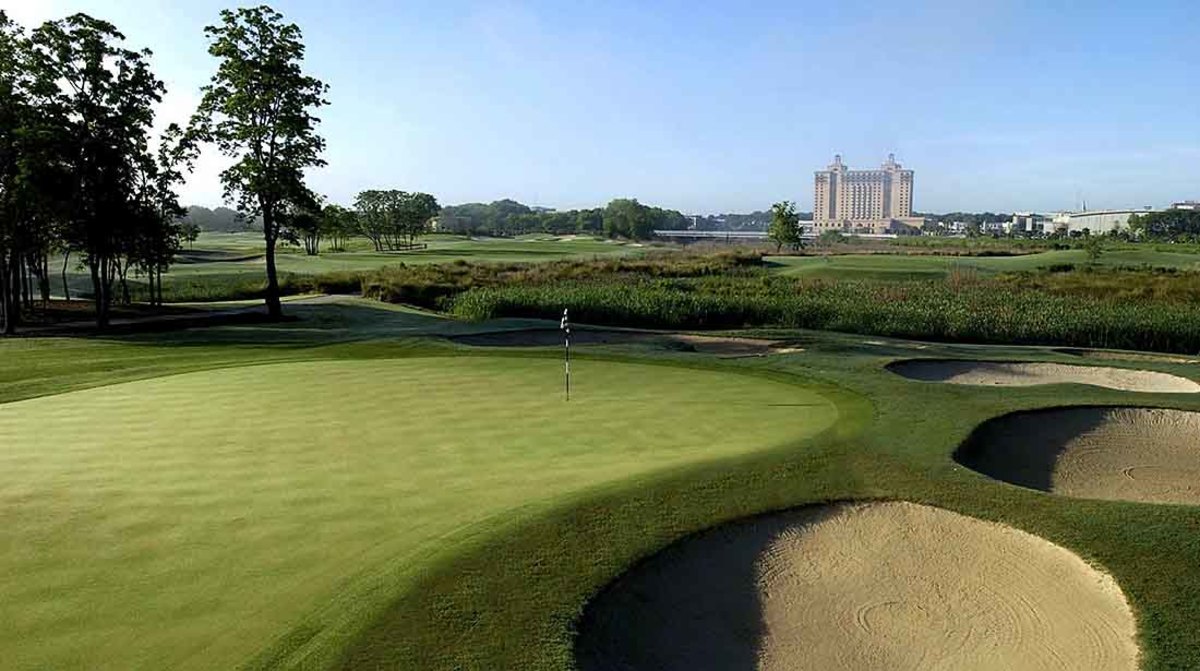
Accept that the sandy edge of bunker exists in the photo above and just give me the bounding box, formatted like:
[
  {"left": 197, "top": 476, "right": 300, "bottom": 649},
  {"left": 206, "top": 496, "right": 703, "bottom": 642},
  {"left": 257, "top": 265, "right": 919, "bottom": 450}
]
[
  {"left": 957, "top": 406, "right": 1200, "bottom": 505},
  {"left": 576, "top": 501, "right": 1138, "bottom": 671},
  {"left": 888, "top": 359, "right": 1200, "bottom": 393}
]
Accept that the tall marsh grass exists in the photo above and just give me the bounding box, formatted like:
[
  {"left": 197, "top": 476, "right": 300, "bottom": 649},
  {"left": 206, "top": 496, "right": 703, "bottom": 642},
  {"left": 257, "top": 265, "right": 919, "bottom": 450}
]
[{"left": 451, "top": 276, "right": 1200, "bottom": 353}]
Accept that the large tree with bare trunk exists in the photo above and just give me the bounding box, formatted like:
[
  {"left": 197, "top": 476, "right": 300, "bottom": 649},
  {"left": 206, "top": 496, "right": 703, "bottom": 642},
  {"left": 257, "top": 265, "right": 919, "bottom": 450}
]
[{"left": 192, "top": 5, "right": 328, "bottom": 319}]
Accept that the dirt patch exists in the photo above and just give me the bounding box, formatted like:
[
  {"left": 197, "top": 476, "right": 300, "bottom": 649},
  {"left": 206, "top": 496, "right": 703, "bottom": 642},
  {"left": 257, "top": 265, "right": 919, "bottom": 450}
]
[
  {"left": 452, "top": 329, "right": 801, "bottom": 358},
  {"left": 576, "top": 501, "right": 1137, "bottom": 671},
  {"left": 959, "top": 406, "right": 1200, "bottom": 505},
  {"left": 889, "top": 359, "right": 1200, "bottom": 393}
]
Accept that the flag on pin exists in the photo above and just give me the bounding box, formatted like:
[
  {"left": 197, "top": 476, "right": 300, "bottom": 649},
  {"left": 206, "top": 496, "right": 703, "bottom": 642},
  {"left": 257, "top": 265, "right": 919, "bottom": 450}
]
[{"left": 561, "top": 308, "right": 571, "bottom": 401}]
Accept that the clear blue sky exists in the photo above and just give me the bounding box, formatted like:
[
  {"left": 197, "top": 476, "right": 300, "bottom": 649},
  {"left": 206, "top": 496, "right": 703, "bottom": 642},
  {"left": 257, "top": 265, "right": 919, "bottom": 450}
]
[{"left": 4, "top": 0, "right": 1199, "bottom": 214}]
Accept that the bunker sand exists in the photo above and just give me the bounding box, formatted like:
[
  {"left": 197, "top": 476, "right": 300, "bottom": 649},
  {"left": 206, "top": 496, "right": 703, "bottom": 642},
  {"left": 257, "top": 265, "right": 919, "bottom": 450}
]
[
  {"left": 960, "top": 407, "right": 1200, "bottom": 505},
  {"left": 453, "top": 328, "right": 801, "bottom": 357},
  {"left": 576, "top": 502, "right": 1137, "bottom": 671},
  {"left": 889, "top": 359, "right": 1200, "bottom": 393},
  {"left": 1057, "top": 348, "right": 1200, "bottom": 365}
]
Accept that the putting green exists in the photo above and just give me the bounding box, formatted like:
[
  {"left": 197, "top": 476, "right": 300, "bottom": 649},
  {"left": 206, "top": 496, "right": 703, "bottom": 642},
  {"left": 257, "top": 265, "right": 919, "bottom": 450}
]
[{"left": 0, "top": 356, "right": 837, "bottom": 670}]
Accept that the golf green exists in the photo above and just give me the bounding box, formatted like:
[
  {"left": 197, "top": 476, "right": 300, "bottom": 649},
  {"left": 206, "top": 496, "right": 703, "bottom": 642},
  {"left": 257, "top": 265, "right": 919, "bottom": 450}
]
[{"left": 0, "top": 356, "right": 837, "bottom": 669}]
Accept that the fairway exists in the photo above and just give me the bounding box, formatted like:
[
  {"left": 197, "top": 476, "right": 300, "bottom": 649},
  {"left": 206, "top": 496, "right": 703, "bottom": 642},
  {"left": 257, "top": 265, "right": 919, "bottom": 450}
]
[
  {"left": 53, "top": 233, "right": 646, "bottom": 299},
  {"left": 0, "top": 356, "right": 836, "bottom": 670}
]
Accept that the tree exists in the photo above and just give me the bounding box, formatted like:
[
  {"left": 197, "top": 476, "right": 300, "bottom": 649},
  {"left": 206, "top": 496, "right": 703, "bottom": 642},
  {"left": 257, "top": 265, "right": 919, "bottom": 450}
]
[
  {"left": 131, "top": 123, "right": 198, "bottom": 306},
  {"left": 353, "top": 189, "right": 437, "bottom": 251},
  {"left": 396, "top": 191, "right": 439, "bottom": 248},
  {"left": 180, "top": 220, "right": 201, "bottom": 248},
  {"left": 193, "top": 5, "right": 328, "bottom": 319},
  {"left": 26, "top": 13, "right": 165, "bottom": 327},
  {"left": 1127, "top": 210, "right": 1200, "bottom": 241},
  {"left": 1082, "top": 233, "right": 1104, "bottom": 265},
  {"left": 574, "top": 208, "right": 603, "bottom": 235},
  {"left": 281, "top": 196, "right": 323, "bottom": 255},
  {"left": 0, "top": 10, "right": 27, "bottom": 332},
  {"left": 183, "top": 205, "right": 249, "bottom": 232},
  {"left": 354, "top": 189, "right": 396, "bottom": 251},
  {"left": 603, "top": 198, "right": 652, "bottom": 239},
  {"left": 768, "top": 200, "right": 802, "bottom": 253},
  {"left": 320, "top": 203, "right": 355, "bottom": 251}
]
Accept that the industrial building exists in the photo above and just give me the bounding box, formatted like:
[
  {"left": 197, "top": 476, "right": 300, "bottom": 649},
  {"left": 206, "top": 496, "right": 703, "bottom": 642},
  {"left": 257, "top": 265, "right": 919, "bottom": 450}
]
[{"left": 1051, "top": 209, "right": 1156, "bottom": 235}]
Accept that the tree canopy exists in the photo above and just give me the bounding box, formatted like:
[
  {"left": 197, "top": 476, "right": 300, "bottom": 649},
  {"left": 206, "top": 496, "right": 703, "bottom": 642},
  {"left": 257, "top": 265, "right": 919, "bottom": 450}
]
[
  {"left": 0, "top": 11, "right": 193, "bottom": 330},
  {"left": 436, "top": 198, "right": 685, "bottom": 239},
  {"left": 353, "top": 189, "right": 440, "bottom": 251},
  {"left": 768, "top": 200, "right": 802, "bottom": 252},
  {"left": 1129, "top": 210, "right": 1200, "bottom": 241}
]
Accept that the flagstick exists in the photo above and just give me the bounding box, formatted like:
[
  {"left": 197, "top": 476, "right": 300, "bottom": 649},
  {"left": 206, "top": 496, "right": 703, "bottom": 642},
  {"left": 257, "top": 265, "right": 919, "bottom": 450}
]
[{"left": 561, "top": 308, "right": 571, "bottom": 402}]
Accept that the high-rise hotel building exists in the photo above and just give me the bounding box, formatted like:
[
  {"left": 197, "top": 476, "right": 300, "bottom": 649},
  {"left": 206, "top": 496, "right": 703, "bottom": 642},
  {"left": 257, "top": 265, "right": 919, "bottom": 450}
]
[{"left": 814, "top": 154, "right": 921, "bottom": 234}]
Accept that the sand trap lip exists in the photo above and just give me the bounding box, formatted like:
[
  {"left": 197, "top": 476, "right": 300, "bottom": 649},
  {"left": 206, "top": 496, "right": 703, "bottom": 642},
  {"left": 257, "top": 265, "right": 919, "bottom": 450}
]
[
  {"left": 452, "top": 329, "right": 802, "bottom": 358},
  {"left": 1056, "top": 348, "right": 1200, "bottom": 365},
  {"left": 888, "top": 359, "right": 1200, "bottom": 393},
  {"left": 575, "top": 501, "right": 1137, "bottom": 671},
  {"left": 957, "top": 406, "right": 1200, "bottom": 505}
]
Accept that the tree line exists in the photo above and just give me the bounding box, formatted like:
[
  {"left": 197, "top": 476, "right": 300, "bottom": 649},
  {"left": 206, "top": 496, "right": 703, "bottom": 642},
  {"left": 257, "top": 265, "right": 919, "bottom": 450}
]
[
  {"left": 1128, "top": 210, "right": 1200, "bottom": 242},
  {"left": 0, "top": 12, "right": 197, "bottom": 332},
  {"left": 436, "top": 198, "right": 686, "bottom": 239},
  {"left": 183, "top": 205, "right": 251, "bottom": 233}
]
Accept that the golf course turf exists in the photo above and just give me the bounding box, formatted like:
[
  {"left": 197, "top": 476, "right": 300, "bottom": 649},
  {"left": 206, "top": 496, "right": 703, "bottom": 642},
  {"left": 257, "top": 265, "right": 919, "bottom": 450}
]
[
  {"left": 0, "top": 354, "right": 836, "bottom": 669},
  {"left": 4, "top": 299, "right": 1200, "bottom": 669}
]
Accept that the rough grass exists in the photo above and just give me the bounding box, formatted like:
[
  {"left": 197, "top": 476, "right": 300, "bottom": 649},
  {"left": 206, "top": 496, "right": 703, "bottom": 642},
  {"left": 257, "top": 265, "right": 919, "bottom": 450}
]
[
  {"left": 767, "top": 247, "right": 1200, "bottom": 280},
  {"left": 451, "top": 275, "right": 1200, "bottom": 353},
  {"left": 0, "top": 354, "right": 836, "bottom": 670},
  {"left": 50, "top": 233, "right": 648, "bottom": 302},
  {"left": 997, "top": 267, "right": 1200, "bottom": 303}
]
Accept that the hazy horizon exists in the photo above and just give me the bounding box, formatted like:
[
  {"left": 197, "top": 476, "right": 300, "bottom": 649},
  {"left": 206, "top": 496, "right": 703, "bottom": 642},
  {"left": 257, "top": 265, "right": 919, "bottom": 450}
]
[{"left": 4, "top": 0, "right": 1197, "bottom": 215}]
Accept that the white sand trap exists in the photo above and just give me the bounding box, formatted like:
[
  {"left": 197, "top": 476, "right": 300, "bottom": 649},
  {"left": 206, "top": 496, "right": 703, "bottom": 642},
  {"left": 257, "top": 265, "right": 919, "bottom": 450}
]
[
  {"left": 959, "top": 407, "right": 1200, "bottom": 505},
  {"left": 454, "top": 329, "right": 801, "bottom": 357},
  {"left": 1057, "top": 348, "right": 1200, "bottom": 365},
  {"left": 890, "top": 359, "right": 1200, "bottom": 393},
  {"left": 576, "top": 502, "right": 1137, "bottom": 671}
]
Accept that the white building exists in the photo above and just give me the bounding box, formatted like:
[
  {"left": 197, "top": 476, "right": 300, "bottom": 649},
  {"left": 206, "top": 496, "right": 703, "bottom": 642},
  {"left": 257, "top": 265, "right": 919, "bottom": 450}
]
[
  {"left": 1006, "top": 212, "right": 1050, "bottom": 235},
  {"left": 813, "top": 154, "right": 922, "bottom": 234},
  {"left": 1051, "top": 209, "right": 1157, "bottom": 235}
]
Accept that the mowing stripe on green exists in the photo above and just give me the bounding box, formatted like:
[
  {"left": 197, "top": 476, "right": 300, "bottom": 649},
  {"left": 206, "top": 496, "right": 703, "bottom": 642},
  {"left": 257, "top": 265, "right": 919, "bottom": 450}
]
[{"left": 0, "top": 356, "right": 836, "bottom": 670}]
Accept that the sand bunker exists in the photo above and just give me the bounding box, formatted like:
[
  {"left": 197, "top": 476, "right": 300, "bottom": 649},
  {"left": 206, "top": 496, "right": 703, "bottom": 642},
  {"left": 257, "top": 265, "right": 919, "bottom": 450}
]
[
  {"left": 889, "top": 359, "right": 1200, "bottom": 393},
  {"left": 576, "top": 502, "right": 1137, "bottom": 671},
  {"left": 453, "top": 329, "right": 801, "bottom": 358},
  {"left": 1057, "top": 348, "right": 1200, "bottom": 365},
  {"left": 958, "top": 406, "right": 1200, "bottom": 505}
]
